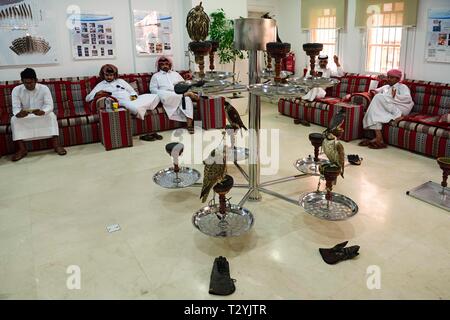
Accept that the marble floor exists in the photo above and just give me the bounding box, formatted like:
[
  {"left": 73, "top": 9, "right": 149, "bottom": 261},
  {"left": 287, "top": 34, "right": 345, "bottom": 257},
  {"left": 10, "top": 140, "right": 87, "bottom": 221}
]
[{"left": 0, "top": 102, "right": 449, "bottom": 300}]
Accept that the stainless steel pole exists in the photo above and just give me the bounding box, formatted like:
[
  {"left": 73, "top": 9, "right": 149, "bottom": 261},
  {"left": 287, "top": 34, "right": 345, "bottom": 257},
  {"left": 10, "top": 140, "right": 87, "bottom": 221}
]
[{"left": 248, "top": 49, "right": 261, "bottom": 201}]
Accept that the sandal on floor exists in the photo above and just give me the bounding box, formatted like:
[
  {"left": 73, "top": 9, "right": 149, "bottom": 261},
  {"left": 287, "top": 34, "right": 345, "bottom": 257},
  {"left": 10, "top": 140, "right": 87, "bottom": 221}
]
[
  {"left": 368, "top": 141, "right": 387, "bottom": 149},
  {"left": 187, "top": 127, "right": 195, "bottom": 134},
  {"left": 154, "top": 133, "right": 163, "bottom": 140},
  {"left": 140, "top": 134, "right": 156, "bottom": 142},
  {"left": 294, "top": 119, "right": 311, "bottom": 126},
  {"left": 12, "top": 150, "right": 27, "bottom": 162},
  {"left": 54, "top": 146, "right": 67, "bottom": 156},
  {"left": 347, "top": 154, "right": 362, "bottom": 165},
  {"left": 358, "top": 139, "right": 371, "bottom": 147}
]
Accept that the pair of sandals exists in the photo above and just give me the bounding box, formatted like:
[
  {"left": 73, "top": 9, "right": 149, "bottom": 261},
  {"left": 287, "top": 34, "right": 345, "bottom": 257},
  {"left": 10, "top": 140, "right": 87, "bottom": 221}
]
[
  {"left": 358, "top": 139, "right": 387, "bottom": 149},
  {"left": 12, "top": 146, "right": 67, "bottom": 162},
  {"left": 139, "top": 133, "right": 163, "bottom": 142},
  {"left": 294, "top": 118, "right": 311, "bottom": 126}
]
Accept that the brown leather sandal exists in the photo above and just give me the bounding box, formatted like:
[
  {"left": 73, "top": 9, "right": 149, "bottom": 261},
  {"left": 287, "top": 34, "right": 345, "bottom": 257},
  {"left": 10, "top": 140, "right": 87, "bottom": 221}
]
[
  {"left": 187, "top": 127, "right": 195, "bottom": 134},
  {"left": 368, "top": 141, "right": 387, "bottom": 149},
  {"left": 358, "top": 139, "right": 372, "bottom": 147},
  {"left": 54, "top": 146, "right": 67, "bottom": 156},
  {"left": 12, "top": 150, "right": 27, "bottom": 162}
]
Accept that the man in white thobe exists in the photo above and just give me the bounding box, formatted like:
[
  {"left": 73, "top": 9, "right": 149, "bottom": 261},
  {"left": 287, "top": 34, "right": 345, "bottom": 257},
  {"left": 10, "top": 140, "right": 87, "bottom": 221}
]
[
  {"left": 303, "top": 54, "right": 345, "bottom": 102},
  {"left": 360, "top": 69, "right": 414, "bottom": 149},
  {"left": 10, "top": 68, "right": 66, "bottom": 162},
  {"left": 149, "top": 56, "right": 198, "bottom": 134},
  {"left": 86, "top": 64, "right": 160, "bottom": 120}
]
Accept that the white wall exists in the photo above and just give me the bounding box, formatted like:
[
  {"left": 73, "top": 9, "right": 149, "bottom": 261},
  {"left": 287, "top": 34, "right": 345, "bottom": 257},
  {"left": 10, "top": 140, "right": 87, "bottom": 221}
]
[
  {"left": 276, "top": 0, "right": 450, "bottom": 83},
  {"left": 408, "top": 0, "right": 450, "bottom": 82},
  {"left": 2, "top": 0, "right": 449, "bottom": 83},
  {"left": 0, "top": 0, "right": 186, "bottom": 81}
]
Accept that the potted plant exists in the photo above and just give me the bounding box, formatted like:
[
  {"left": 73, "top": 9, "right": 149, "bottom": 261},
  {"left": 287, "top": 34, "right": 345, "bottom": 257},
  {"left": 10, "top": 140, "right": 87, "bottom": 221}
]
[{"left": 208, "top": 9, "right": 245, "bottom": 85}]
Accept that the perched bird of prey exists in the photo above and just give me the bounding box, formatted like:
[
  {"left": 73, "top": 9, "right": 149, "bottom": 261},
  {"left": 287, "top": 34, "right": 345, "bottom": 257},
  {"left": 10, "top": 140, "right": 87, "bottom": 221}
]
[
  {"left": 224, "top": 101, "right": 247, "bottom": 132},
  {"left": 261, "top": 12, "right": 282, "bottom": 43},
  {"left": 200, "top": 149, "right": 227, "bottom": 203},
  {"left": 326, "top": 109, "right": 346, "bottom": 134},
  {"left": 186, "top": 2, "right": 210, "bottom": 42},
  {"left": 321, "top": 129, "right": 345, "bottom": 179}
]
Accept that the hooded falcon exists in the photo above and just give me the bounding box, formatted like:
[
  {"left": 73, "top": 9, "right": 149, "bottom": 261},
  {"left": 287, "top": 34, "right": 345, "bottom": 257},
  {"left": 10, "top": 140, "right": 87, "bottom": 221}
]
[
  {"left": 186, "top": 2, "right": 210, "bottom": 42},
  {"left": 321, "top": 128, "right": 345, "bottom": 179}
]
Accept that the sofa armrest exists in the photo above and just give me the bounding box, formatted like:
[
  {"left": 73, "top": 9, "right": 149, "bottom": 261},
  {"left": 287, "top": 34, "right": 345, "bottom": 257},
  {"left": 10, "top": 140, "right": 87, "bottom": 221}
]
[{"left": 350, "top": 92, "right": 374, "bottom": 111}]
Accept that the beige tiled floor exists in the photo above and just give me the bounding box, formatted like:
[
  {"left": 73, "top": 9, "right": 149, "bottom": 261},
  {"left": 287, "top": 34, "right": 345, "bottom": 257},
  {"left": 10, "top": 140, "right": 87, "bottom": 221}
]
[{"left": 0, "top": 102, "right": 449, "bottom": 300}]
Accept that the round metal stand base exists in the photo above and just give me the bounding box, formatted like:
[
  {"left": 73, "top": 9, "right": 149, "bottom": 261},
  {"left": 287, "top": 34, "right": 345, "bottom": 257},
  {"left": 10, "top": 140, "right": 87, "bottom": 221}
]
[
  {"left": 153, "top": 167, "right": 201, "bottom": 189},
  {"left": 294, "top": 156, "right": 329, "bottom": 176},
  {"left": 192, "top": 204, "right": 254, "bottom": 237},
  {"left": 300, "top": 191, "right": 358, "bottom": 221}
]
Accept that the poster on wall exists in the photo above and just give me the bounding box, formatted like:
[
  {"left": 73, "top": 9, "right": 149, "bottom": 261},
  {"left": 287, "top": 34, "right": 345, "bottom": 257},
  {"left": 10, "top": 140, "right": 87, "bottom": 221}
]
[
  {"left": 0, "top": 0, "right": 59, "bottom": 66},
  {"left": 133, "top": 10, "right": 173, "bottom": 56},
  {"left": 426, "top": 8, "right": 450, "bottom": 63},
  {"left": 68, "top": 13, "right": 116, "bottom": 60}
]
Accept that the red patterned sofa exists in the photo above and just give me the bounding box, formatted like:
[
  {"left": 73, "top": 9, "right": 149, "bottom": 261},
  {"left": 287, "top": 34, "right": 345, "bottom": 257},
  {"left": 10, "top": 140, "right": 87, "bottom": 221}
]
[
  {"left": 353, "top": 79, "right": 450, "bottom": 158},
  {"left": 0, "top": 71, "right": 192, "bottom": 156},
  {"left": 278, "top": 73, "right": 378, "bottom": 142}
]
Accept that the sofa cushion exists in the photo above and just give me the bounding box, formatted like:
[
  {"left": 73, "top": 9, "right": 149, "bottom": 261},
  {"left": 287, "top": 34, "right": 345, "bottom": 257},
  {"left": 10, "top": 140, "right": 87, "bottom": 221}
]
[
  {"left": 57, "top": 113, "right": 99, "bottom": 128},
  {"left": 393, "top": 120, "right": 449, "bottom": 139},
  {"left": 120, "top": 73, "right": 152, "bottom": 94},
  {"left": 66, "top": 77, "right": 98, "bottom": 115},
  {"left": 402, "top": 79, "right": 450, "bottom": 116},
  {"left": 327, "top": 75, "right": 376, "bottom": 98},
  {"left": 0, "top": 84, "right": 19, "bottom": 116}
]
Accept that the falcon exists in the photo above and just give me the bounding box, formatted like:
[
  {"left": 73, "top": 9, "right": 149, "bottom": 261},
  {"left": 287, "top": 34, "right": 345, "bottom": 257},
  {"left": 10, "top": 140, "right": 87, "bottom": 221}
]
[
  {"left": 321, "top": 129, "right": 345, "bottom": 179},
  {"left": 186, "top": 2, "right": 210, "bottom": 42},
  {"left": 224, "top": 101, "right": 247, "bottom": 132}
]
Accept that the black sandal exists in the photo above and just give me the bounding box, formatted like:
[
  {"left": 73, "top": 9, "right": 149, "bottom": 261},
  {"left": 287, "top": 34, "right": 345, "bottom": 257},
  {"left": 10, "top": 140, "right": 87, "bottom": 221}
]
[
  {"left": 140, "top": 134, "right": 156, "bottom": 142},
  {"left": 319, "top": 241, "right": 360, "bottom": 265},
  {"left": 154, "top": 133, "right": 163, "bottom": 140},
  {"left": 347, "top": 154, "right": 362, "bottom": 165}
]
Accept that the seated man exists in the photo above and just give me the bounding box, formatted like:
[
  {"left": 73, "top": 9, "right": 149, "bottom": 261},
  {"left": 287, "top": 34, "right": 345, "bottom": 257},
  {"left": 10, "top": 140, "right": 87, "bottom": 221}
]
[
  {"left": 86, "top": 64, "right": 160, "bottom": 120},
  {"left": 360, "top": 69, "right": 414, "bottom": 149},
  {"left": 303, "top": 54, "right": 345, "bottom": 101},
  {"left": 308, "top": 54, "right": 345, "bottom": 78},
  {"left": 150, "top": 56, "right": 199, "bottom": 134},
  {"left": 10, "top": 68, "right": 67, "bottom": 162}
]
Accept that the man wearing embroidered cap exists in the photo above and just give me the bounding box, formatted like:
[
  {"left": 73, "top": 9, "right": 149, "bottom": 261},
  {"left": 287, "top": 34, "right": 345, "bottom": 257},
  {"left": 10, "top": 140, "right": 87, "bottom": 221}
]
[{"left": 360, "top": 69, "right": 414, "bottom": 149}]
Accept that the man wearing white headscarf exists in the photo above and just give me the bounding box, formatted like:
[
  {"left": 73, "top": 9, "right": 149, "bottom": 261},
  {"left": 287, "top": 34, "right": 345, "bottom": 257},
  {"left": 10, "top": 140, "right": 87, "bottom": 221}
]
[
  {"left": 149, "top": 56, "right": 198, "bottom": 134},
  {"left": 303, "top": 55, "right": 345, "bottom": 101}
]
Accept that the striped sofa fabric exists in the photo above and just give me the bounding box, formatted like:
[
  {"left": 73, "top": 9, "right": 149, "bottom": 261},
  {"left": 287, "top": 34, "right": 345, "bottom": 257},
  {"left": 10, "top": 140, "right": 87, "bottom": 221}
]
[
  {"left": 380, "top": 79, "right": 450, "bottom": 158},
  {"left": 0, "top": 71, "right": 192, "bottom": 156},
  {"left": 278, "top": 73, "right": 375, "bottom": 142}
]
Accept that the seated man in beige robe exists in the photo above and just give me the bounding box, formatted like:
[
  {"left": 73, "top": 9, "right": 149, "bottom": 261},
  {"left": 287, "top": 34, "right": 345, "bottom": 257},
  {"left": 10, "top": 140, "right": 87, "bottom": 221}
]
[
  {"left": 10, "top": 68, "right": 66, "bottom": 162},
  {"left": 360, "top": 69, "right": 414, "bottom": 149}
]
